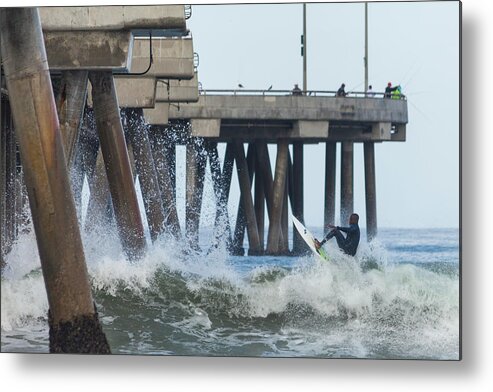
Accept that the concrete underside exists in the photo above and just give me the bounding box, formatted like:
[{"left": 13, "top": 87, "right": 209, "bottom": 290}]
[
  {"left": 40, "top": 6, "right": 186, "bottom": 31},
  {"left": 166, "top": 95, "right": 408, "bottom": 142}
]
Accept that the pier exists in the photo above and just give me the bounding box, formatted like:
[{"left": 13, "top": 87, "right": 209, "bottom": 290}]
[{"left": 0, "top": 5, "right": 408, "bottom": 351}]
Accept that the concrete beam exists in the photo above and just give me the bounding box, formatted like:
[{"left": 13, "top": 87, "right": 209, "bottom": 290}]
[
  {"left": 129, "top": 37, "right": 194, "bottom": 78},
  {"left": 292, "top": 120, "right": 329, "bottom": 138},
  {"left": 391, "top": 124, "right": 407, "bottom": 141},
  {"left": 143, "top": 103, "right": 169, "bottom": 125},
  {"left": 114, "top": 77, "right": 156, "bottom": 108},
  {"left": 156, "top": 72, "right": 199, "bottom": 103},
  {"left": 372, "top": 122, "right": 391, "bottom": 140},
  {"left": 44, "top": 31, "right": 132, "bottom": 71},
  {"left": 191, "top": 119, "right": 221, "bottom": 138},
  {"left": 40, "top": 5, "right": 186, "bottom": 31},
  {"left": 169, "top": 95, "right": 408, "bottom": 124}
]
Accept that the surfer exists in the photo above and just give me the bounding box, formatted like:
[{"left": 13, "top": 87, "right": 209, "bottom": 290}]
[{"left": 314, "top": 213, "right": 360, "bottom": 256}]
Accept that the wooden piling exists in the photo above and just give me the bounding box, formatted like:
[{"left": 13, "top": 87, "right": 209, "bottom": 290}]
[
  {"left": 0, "top": 7, "right": 109, "bottom": 353},
  {"left": 125, "top": 108, "right": 166, "bottom": 242},
  {"left": 266, "top": 140, "right": 288, "bottom": 255},
  {"left": 364, "top": 142, "right": 377, "bottom": 240},
  {"left": 324, "top": 142, "right": 337, "bottom": 228},
  {"left": 89, "top": 71, "right": 146, "bottom": 260},
  {"left": 340, "top": 141, "right": 354, "bottom": 225}
]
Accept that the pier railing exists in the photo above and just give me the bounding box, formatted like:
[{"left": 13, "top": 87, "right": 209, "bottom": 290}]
[{"left": 198, "top": 89, "right": 406, "bottom": 100}]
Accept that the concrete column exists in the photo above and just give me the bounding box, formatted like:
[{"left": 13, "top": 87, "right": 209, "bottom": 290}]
[
  {"left": 254, "top": 142, "right": 265, "bottom": 251},
  {"left": 185, "top": 138, "right": 206, "bottom": 249},
  {"left": 340, "top": 141, "right": 354, "bottom": 225},
  {"left": 266, "top": 140, "right": 288, "bottom": 255},
  {"left": 207, "top": 141, "right": 232, "bottom": 248},
  {"left": 0, "top": 7, "right": 109, "bottom": 353},
  {"left": 221, "top": 142, "right": 235, "bottom": 251},
  {"left": 233, "top": 141, "right": 261, "bottom": 255},
  {"left": 292, "top": 142, "right": 306, "bottom": 254},
  {"left": 324, "top": 142, "right": 337, "bottom": 228},
  {"left": 4, "top": 112, "right": 16, "bottom": 255},
  {"left": 0, "top": 97, "right": 7, "bottom": 267},
  {"left": 89, "top": 71, "right": 146, "bottom": 260},
  {"left": 55, "top": 70, "right": 88, "bottom": 170},
  {"left": 255, "top": 141, "right": 284, "bottom": 246},
  {"left": 148, "top": 126, "right": 181, "bottom": 237},
  {"left": 364, "top": 142, "right": 378, "bottom": 241},
  {"left": 221, "top": 142, "right": 235, "bottom": 207},
  {"left": 125, "top": 108, "right": 166, "bottom": 242},
  {"left": 280, "top": 167, "right": 289, "bottom": 254}
]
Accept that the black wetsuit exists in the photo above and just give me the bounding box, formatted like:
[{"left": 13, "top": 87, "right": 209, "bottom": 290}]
[{"left": 320, "top": 223, "right": 360, "bottom": 256}]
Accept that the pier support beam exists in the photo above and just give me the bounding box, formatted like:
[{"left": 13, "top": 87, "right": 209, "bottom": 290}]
[
  {"left": 233, "top": 142, "right": 261, "bottom": 255},
  {"left": 266, "top": 140, "right": 288, "bottom": 255},
  {"left": 125, "top": 108, "right": 166, "bottom": 242},
  {"left": 324, "top": 142, "right": 337, "bottom": 228},
  {"left": 292, "top": 142, "right": 306, "bottom": 254},
  {"left": 55, "top": 70, "right": 88, "bottom": 170},
  {"left": 89, "top": 71, "right": 146, "bottom": 260},
  {"left": 148, "top": 126, "right": 181, "bottom": 237},
  {"left": 186, "top": 138, "right": 206, "bottom": 249},
  {"left": 340, "top": 141, "right": 354, "bottom": 225},
  {"left": 364, "top": 142, "right": 377, "bottom": 241},
  {"left": 254, "top": 142, "right": 265, "bottom": 251},
  {"left": 0, "top": 7, "right": 109, "bottom": 353},
  {"left": 207, "top": 141, "right": 232, "bottom": 248}
]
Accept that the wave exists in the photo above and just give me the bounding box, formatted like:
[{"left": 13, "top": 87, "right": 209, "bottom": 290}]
[{"left": 1, "top": 227, "right": 459, "bottom": 358}]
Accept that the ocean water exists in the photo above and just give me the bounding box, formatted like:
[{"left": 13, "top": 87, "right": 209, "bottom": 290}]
[{"left": 1, "top": 224, "right": 459, "bottom": 359}]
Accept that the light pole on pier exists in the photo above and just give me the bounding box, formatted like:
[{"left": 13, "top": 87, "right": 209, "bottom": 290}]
[{"left": 303, "top": 3, "right": 307, "bottom": 94}]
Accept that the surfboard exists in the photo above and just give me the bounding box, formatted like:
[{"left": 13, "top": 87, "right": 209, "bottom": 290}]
[{"left": 292, "top": 216, "right": 330, "bottom": 262}]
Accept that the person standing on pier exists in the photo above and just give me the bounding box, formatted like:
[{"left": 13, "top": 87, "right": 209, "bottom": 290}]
[
  {"left": 314, "top": 213, "right": 360, "bottom": 256},
  {"left": 292, "top": 84, "right": 302, "bottom": 96},
  {"left": 336, "top": 83, "right": 348, "bottom": 97},
  {"left": 384, "top": 82, "right": 400, "bottom": 98},
  {"left": 366, "top": 85, "right": 376, "bottom": 97}
]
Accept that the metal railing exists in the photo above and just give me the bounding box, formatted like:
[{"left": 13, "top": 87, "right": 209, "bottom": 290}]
[{"left": 198, "top": 89, "right": 406, "bottom": 100}]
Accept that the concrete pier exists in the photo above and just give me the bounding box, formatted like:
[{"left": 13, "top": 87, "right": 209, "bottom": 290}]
[
  {"left": 0, "top": 7, "right": 109, "bottom": 353},
  {"left": 89, "top": 71, "right": 146, "bottom": 259},
  {"left": 1, "top": 4, "right": 409, "bottom": 269}
]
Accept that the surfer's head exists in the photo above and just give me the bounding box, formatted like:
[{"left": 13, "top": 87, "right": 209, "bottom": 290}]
[{"left": 349, "top": 213, "right": 359, "bottom": 224}]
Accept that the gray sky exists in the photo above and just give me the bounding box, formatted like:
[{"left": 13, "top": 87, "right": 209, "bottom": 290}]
[{"left": 187, "top": 1, "right": 460, "bottom": 228}]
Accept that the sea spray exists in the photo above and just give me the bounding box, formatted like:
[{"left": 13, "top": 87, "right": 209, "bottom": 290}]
[{"left": 1, "top": 227, "right": 459, "bottom": 358}]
